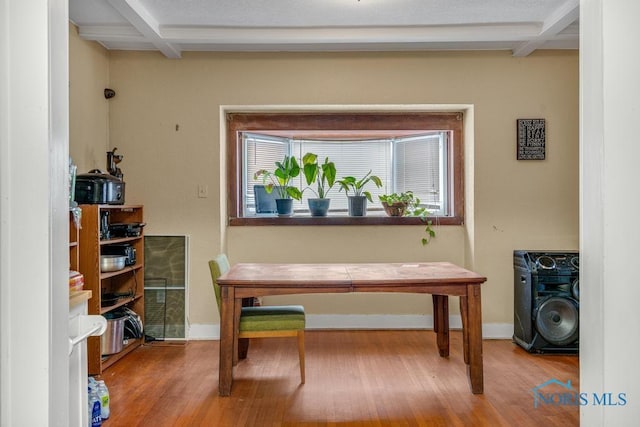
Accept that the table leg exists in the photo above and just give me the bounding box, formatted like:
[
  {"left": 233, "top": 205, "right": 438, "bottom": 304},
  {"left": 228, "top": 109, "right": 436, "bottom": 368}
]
[
  {"left": 233, "top": 298, "right": 242, "bottom": 366},
  {"left": 432, "top": 295, "right": 440, "bottom": 334},
  {"left": 459, "top": 295, "right": 469, "bottom": 365},
  {"left": 238, "top": 297, "right": 254, "bottom": 360},
  {"left": 432, "top": 294, "right": 449, "bottom": 357},
  {"left": 466, "top": 284, "right": 483, "bottom": 394},
  {"left": 219, "top": 285, "right": 235, "bottom": 396},
  {"left": 237, "top": 340, "right": 249, "bottom": 359}
]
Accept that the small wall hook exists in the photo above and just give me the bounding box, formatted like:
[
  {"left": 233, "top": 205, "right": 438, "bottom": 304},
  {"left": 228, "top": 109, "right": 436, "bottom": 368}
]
[{"left": 104, "top": 88, "right": 116, "bottom": 99}]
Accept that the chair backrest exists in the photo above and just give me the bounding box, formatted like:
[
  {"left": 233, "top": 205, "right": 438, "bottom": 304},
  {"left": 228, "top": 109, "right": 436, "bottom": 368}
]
[{"left": 208, "top": 254, "right": 231, "bottom": 312}]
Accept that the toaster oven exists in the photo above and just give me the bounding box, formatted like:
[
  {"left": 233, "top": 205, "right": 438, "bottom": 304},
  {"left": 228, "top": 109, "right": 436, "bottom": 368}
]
[{"left": 74, "top": 172, "right": 125, "bottom": 205}]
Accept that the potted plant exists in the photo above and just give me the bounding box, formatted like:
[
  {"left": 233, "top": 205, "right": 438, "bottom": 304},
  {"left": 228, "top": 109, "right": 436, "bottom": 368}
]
[
  {"left": 254, "top": 155, "right": 302, "bottom": 216},
  {"left": 302, "top": 152, "right": 337, "bottom": 217},
  {"left": 379, "top": 191, "right": 416, "bottom": 217},
  {"left": 336, "top": 170, "right": 383, "bottom": 216},
  {"left": 379, "top": 191, "right": 436, "bottom": 245}
]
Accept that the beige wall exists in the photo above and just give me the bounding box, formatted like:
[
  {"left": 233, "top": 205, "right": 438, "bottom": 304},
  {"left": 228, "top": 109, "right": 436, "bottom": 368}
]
[
  {"left": 70, "top": 25, "right": 578, "bottom": 330},
  {"left": 68, "top": 24, "right": 110, "bottom": 172}
]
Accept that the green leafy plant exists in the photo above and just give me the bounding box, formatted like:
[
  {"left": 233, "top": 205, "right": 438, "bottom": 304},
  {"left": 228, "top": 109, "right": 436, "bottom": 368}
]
[
  {"left": 378, "top": 192, "right": 412, "bottom": 204},
  {"left": 379, "top": 191, "right": 436, "bottom": 245},
  {"left": 336, "top": 170, "right": 383, "bottom": 202},
  {"left": 302, "top": 153, "right": 337, "bottom": 199},
  {"left": 254, "top": 155, "right": 302, "bottom": 200},
  {"left": 379, "top": 191, "right": 423, "bottom": 217}
]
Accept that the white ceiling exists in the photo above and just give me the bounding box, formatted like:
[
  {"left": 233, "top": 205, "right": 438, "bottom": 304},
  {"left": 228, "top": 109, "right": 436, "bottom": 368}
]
[{"left": 69, "top": 0, "right": 579, "bottom": 59}]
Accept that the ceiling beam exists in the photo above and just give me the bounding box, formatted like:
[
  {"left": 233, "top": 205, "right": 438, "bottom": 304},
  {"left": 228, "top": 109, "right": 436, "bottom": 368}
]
[
  {"left": 512, "top": 0, "right": 579, "bottom": 57},
  {"left": 163, "top": 23, "right": 542, "bottom": 45},
  {"left": 107, "top": 0, "right": 181, "bottom": 58}
]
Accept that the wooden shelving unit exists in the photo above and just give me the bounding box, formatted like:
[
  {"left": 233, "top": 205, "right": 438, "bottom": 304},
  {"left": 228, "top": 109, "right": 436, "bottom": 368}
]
[
  {"left": 69, "top": 210, "right": 80, "bottom": 272},
  {"left": 78, "top": 204, "right": 145, "bottom": 375}
]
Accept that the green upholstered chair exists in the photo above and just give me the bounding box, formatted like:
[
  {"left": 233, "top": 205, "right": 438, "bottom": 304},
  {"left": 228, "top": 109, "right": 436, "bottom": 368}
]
[{"left": 209, "top": 254, "right": 306, "bottom": 383}]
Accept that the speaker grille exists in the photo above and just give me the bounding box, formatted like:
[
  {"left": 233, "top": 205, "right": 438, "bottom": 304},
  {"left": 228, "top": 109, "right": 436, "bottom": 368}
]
[{"left": 535, "top": 297, "right": 579, "bottom": 346}]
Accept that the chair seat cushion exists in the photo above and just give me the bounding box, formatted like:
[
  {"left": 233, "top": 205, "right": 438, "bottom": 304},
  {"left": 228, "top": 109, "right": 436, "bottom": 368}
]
[{"left": 240, "top": 305, "right": 305, "bottom": 332}]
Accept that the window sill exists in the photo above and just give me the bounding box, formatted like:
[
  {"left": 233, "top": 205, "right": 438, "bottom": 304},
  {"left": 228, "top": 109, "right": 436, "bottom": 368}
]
[{"left": 229, "top": 215, "right": 462, "bottom": 226}]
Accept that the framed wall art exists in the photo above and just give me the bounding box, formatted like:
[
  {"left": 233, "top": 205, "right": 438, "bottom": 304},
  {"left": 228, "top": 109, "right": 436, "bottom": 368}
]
[{"left": 517, "top": 118, "right": 546, "bottom": 160}]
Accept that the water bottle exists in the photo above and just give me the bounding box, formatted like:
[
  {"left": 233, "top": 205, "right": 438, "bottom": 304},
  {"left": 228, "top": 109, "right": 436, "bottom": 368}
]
[
  {"left": 96, "top": 380, "right": 110, "bottom": 420},
  {"left": 88, "top": 386, "right": 102, "bottom": 427},
  {"left": 87, "top": 387, "right": 92, "bottom": 427}
]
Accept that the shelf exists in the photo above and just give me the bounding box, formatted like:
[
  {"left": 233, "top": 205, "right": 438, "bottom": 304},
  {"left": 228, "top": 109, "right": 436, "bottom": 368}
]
[
  {"left": 99, "top": 293, "right": 143, "bottom": 315},
  {"left": 96, "top": 204, "right": 143, "bottom": 210},
  {"left": 69, "top": 212, "right": 80, "bottom": 271},
  {"left": 79, "top": 203, "right": 144, "bottom": 375},
  {"left": 100, "top": 263, "right": 143, "bottom": 280},
  {"left": 100, "top": 236, "right": 142, "bottom": 246}
]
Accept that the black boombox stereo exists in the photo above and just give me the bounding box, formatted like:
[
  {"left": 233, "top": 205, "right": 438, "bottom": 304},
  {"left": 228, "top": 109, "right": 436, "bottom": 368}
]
[{"left": 513, "top": 250, "right": 579, "bottom": 353}]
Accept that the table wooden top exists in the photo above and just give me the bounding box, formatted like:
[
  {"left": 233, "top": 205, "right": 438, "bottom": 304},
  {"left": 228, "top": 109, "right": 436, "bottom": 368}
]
[
  {"left": 217, "top": 263, "right": 352, "bottom": 287},
  {"left": 346, "top": 262, "right": 486, "bottom": 286},
  {"left": 217, "top": 262, "right": 486, "bottom": 289}
]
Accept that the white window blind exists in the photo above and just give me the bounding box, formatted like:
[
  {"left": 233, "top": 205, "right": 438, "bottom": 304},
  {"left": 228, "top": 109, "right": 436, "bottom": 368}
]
[
  {"left": 393, "top": 133, "right": 447, "bottom": 214},
  {"left": 243, "top": 133, "right": 288, "bottom": 215},
  {"left": 293, "top": 139, "right": 390, "bottom": 212},
  {"left": 241, "top": 131, "right": 449, "bottom": 216}
]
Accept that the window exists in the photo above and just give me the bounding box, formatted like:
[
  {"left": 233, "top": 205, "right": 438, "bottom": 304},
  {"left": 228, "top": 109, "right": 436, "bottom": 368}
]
[
  {"left": 243, "top": 132, "right": 448, "bottom": 216},
  {"left": 227, "top": 112, "right": 463, "bottom": 226}
]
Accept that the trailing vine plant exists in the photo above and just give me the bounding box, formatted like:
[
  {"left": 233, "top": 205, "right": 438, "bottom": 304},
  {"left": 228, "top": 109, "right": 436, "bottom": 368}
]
[{"left": 379, "top": 191, "right": 436, "bottom": 245}]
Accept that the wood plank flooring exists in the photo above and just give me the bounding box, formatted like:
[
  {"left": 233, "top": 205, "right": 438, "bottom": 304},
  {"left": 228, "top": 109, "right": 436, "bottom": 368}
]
[{"left": 99, "top": 330, "right": 579, "bottom": 426}]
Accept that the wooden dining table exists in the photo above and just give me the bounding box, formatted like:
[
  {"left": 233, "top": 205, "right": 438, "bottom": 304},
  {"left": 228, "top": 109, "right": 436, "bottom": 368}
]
[{"left": 216, "top": 261, "right": 487, "bottom": 396}]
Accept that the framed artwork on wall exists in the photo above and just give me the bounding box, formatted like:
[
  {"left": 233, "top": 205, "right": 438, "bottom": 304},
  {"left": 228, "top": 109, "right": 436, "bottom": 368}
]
[{"left": 517, "top": 119, "right": 546, "bottom": 160}]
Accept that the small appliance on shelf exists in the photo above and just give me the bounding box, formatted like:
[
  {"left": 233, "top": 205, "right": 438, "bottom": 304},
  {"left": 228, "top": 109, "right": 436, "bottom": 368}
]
[
  {"left": 74, "top": 149, "right": 127, "bottom": 205},
  {"left": 101, "top": 244, "right": 137, "bottom": 266},
  {"left": 74, "top": 171, "right": 125, "bottom": 205},
  {"left": 108, "top": 222, "right": 145, "bottom": 238}
]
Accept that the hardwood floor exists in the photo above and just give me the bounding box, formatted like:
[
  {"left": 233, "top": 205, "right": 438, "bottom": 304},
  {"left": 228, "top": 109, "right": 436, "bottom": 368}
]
[{"left": 99, "top": 330, "right": 579, "bottom": 426}]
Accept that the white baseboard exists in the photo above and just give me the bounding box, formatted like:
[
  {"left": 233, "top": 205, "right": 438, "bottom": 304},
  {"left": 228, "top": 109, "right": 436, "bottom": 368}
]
[
  {"left": 189, "top": 315, "right": 513, "bottom": 340},
  {"left": 188, "top": 323, "right": 220, "bottom": 340}
]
